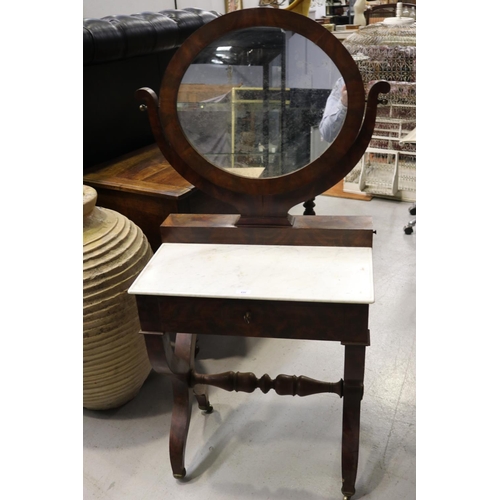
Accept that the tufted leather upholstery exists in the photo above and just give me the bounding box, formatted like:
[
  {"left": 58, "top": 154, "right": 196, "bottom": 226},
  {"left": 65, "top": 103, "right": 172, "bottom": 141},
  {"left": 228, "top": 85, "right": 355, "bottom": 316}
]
[
  {"left": 83, "top": 8, "right": 220, "bottom": 65},
  {"left": 83, "top": 8, "right": 220, "bottom": 168}
]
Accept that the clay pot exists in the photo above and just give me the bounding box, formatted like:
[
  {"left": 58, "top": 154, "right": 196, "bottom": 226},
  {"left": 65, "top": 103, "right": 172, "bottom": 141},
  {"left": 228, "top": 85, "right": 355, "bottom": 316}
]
[{"left": 83, "top": 185, "right": 152, "bottom": 410}]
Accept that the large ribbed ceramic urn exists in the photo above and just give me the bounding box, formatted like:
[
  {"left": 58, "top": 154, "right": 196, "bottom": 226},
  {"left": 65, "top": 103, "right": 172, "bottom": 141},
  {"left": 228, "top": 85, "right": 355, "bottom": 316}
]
[{"left": 83, "top": 185, "right": 152, "bottom": 410}]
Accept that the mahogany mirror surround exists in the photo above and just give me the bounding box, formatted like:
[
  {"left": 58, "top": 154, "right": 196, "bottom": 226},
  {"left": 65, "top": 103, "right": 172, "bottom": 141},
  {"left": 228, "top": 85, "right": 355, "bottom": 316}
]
[{"left": 137, "top": 8, "right": 388, "bottom": 225}]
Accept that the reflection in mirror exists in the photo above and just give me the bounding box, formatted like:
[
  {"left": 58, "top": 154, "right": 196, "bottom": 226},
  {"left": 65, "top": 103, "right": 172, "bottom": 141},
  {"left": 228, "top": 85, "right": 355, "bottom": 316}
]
[{"left": 177, "top": 28, "right": 347, "bottom": 178}]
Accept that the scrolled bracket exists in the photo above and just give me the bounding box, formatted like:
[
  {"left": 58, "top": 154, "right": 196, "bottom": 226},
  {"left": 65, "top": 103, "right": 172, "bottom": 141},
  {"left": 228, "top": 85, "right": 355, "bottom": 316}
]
[
  {"left": 135, "top": 87, "right": 178, "bottom": 169},
  {"left": 135, "top": 87, "right": 159, "bottom": 126},
  {"left": 324, "top": 79, "right": 391, "bottom": 187},
  {"left": 354, "top": 80, "right": 391, "bottom": 157},
  {"left": 190, "top": 370, "right": 343, "bottom": 398}
]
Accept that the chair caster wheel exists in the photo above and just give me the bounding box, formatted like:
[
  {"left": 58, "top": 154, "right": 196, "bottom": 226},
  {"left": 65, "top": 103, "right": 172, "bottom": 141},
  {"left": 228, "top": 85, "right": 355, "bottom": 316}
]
[
  {"left": 404, "top": 225, "right": 413, "bottom": 234},
  {"left": 202, "top": 404, "right": 214, "bottom": 414},
  {"left": 173, "top": 468, "right": 186, "bottom": 479}
]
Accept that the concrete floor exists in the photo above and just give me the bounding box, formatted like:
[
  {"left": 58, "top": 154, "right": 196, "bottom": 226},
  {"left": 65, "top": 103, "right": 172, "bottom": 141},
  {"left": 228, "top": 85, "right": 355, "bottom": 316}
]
[{"left": 83, "top": 195, "right": 416, "bottom": 500}]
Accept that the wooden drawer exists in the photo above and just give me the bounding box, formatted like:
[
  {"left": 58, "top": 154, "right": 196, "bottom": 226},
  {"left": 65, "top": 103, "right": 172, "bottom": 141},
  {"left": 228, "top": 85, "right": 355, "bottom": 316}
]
[{"left": 136, "top": 295, "right": 370, "bottom": 345}]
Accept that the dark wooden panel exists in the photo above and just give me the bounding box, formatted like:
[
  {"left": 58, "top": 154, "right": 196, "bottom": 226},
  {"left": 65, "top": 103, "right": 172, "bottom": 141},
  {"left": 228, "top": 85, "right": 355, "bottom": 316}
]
[
  {"left": 152, "top": 296, "right": 370, "bottom": 344},
  {"left": 161, "top": 214, "right": 374, "bottom": 247},
  {"left": 136, "top": 295, "right": 163, "bottom": 332}
]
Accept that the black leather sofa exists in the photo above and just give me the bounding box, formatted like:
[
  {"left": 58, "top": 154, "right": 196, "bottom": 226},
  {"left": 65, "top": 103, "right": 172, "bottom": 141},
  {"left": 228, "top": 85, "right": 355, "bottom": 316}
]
[{"left": 83, "top": 8, "right": 221, "bottom": 169}]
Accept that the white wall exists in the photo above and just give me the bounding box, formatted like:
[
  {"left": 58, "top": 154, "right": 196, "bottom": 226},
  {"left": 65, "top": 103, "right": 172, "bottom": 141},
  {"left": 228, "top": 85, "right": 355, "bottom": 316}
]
[
  {"left": 83, "top": 0, "right": 261, "bottom": 19},
  {"left": 85, "top": 0, "right": 167, "bottom": 18}
]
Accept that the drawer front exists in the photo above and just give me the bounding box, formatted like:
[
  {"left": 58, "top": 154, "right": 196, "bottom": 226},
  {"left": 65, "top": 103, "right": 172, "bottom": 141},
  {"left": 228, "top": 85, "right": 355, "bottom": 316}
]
[{"left": 136, "top": 295, "right": 369, "bottom": 344}]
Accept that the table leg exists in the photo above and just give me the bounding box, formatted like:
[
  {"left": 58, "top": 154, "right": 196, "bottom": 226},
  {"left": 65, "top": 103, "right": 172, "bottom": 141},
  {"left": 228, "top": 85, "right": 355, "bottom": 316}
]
[
  {"left": 341, "top": 344, "right": 366, "bottom": 500},
  {"left": 169, "top": 333, "right": 212, "bottom": 478},
  {"left": 174, "top": 333, "right": 213, "bottom": 413},
  {"left": 143, "top": 331, "right": 212, "bottom": 478},
  {"left": 170, "top": 374, "right": 191, "bottom": 478}
]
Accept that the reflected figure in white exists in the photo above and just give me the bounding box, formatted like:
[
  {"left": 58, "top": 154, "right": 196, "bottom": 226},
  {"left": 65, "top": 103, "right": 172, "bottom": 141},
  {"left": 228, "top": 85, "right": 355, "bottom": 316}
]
[{"left": 319, "top": 77, "right": 348, "bottom": 143}]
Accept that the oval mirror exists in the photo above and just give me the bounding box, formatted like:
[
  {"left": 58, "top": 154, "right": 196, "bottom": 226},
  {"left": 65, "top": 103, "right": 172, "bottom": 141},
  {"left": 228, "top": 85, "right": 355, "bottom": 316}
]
[
  {"left": 158, "top": 7, "right": 367, "bottom": 203},
  {"left": 176, "top": 27, "right": 347, "bottom": 179}
]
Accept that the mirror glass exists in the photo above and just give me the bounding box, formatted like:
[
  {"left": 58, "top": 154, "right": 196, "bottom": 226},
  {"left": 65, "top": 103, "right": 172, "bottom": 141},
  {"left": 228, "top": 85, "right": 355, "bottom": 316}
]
[{"left": 177, "top": 27, "right": 347, "bottom": 178}]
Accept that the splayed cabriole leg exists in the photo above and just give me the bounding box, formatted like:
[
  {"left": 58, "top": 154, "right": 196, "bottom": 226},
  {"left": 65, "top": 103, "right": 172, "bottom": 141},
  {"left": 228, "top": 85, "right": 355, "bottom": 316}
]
[
  {"left": 167, "top": 333, "right": 195, "bottom": 479},
  {"left": 142, "top": 331, "right": 212, "bottom": 478},
  {"left": 170, "top": 374, "right": 190, "bottom": 478},
  {"left": 341, "top": 344, "right": 366, "bottom": 500},
  {"left": 174, "top": 333, "right": 213, "bottom": 413},
  {"left": 143, "top": 331, "right": 212, "bottom": 411}
]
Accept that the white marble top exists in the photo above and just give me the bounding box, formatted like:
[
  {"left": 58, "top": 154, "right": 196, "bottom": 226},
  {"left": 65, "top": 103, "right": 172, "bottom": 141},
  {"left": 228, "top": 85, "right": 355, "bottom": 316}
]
[{"left": 129, "top": 243, "right": 374, "bottom": 304}]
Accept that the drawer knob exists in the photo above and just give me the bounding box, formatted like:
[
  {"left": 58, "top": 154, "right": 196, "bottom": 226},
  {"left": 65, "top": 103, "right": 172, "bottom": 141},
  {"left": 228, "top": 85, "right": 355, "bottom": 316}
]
[{"left": 243, "top": 312, "right": 252, "bottom": 324}]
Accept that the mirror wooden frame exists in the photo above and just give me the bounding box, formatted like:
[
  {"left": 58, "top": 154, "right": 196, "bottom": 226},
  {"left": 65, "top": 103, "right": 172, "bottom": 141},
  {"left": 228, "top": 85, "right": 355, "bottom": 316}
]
[{"left": 137, "top": 7, "right": 389, "bottom": 225}]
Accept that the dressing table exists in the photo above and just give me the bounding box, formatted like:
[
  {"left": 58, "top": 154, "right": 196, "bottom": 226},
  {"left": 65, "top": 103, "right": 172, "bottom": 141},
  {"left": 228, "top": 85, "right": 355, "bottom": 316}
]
[{"left": 129, "top": 8, "right": 389, "bottom": 499}]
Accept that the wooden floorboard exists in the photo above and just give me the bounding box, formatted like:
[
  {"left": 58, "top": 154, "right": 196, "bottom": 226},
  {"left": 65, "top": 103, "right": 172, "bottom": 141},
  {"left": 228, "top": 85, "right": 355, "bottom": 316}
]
[{"left": 322, "top": 180, "right": 373, "bottom": 201}]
